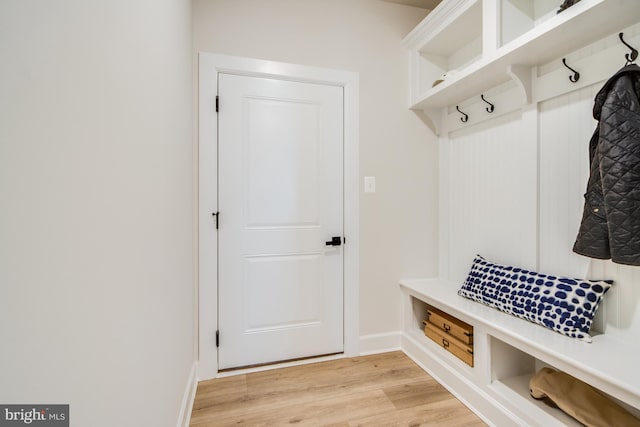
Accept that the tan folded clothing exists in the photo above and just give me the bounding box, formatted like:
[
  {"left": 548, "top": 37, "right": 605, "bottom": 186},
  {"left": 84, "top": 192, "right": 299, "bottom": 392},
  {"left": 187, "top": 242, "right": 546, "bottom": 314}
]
[{"left": 529, "top": 367, "right": 640, "bottom": 427}]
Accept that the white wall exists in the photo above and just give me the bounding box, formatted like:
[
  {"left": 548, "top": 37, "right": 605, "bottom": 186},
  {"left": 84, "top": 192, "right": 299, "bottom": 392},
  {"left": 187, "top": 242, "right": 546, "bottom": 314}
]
[
  {"left": 192, "top": 0, "right": 439, "bottom": 339},
  {"left": 0, "top": 1, "right": 194, "bottom": 426}
]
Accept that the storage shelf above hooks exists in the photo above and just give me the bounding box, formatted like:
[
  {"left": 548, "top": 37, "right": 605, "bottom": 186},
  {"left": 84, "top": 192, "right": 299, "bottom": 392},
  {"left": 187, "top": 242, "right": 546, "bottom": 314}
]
[{"left": 403, "top": 0, "right": 640, "bottom": 119}]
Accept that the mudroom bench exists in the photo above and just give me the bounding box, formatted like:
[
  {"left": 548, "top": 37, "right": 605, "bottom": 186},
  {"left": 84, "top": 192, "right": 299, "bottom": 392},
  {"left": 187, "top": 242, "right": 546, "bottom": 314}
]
[{"left": 400, "top": 278, "right": 640, "bottom": 427}]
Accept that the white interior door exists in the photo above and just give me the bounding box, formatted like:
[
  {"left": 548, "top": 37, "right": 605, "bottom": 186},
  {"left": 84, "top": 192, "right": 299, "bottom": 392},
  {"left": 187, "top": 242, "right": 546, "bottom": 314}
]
[{"left": 218, "top": 73, "right": 344, "bottom": 370}]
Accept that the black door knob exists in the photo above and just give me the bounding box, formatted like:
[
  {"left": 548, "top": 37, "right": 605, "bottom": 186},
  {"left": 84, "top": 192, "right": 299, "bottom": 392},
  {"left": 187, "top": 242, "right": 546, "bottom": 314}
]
[{"left": 325, "top": 236, "right": 342, "bottom": 246}]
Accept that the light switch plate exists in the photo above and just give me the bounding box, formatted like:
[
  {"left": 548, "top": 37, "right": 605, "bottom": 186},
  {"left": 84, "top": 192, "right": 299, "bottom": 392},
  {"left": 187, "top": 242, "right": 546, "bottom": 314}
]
[{"left": 364, "top": 176, "right": 376, "bottom": 193}]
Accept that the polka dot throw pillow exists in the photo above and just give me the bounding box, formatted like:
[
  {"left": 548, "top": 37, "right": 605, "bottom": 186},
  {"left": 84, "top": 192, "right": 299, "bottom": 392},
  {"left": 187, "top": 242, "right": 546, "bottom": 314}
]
[{"left": 458, "top": 255, "right": 612, "bottom": 342}]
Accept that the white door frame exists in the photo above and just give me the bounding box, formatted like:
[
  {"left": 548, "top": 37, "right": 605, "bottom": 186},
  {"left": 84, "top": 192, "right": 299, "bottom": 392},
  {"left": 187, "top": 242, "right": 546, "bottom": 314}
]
[{"left": 198, "top": 52, "right": 359, "bottom": 380}]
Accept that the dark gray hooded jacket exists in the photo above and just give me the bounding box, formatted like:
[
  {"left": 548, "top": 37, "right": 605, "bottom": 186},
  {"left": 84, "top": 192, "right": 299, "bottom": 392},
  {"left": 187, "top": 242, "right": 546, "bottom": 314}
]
[{"left": 573, "top": 64, "right": 640, "bottom": 265}]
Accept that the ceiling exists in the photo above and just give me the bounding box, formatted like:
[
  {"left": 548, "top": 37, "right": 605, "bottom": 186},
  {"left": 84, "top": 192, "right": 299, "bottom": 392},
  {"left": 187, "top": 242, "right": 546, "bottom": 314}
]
[{"left": 379, "top": 0, "right": 442, "bottom": 9}]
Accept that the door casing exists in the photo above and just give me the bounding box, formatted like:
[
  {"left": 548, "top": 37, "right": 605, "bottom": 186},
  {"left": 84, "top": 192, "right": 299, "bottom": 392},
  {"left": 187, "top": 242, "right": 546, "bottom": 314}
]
[{"left": 198, "top": 52, "right": 359, "bottom": 380}]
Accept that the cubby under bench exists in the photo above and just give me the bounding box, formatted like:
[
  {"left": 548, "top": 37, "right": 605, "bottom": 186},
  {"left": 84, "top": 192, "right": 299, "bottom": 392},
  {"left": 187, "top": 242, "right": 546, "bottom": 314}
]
[{"left": 400, "top": 278, "right": 640, "bottom": 427}]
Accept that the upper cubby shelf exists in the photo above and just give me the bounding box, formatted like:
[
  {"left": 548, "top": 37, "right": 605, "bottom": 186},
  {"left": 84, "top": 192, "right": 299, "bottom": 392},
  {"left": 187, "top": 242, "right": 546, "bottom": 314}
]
[{"left": 403, "top": 0, "right": 640, "bottom": 112}]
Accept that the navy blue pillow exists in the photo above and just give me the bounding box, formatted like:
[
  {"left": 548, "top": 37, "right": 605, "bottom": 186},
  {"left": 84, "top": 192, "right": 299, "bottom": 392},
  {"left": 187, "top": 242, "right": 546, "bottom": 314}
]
[{"left": 458, "top": 255, "right": 612, "bottom": 342}]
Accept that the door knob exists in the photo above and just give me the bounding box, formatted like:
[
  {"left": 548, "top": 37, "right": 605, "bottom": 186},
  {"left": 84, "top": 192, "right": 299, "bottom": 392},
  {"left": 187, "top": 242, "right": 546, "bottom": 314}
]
[{"left": 325, "top": 236, "right": 342, "bottom": 246}]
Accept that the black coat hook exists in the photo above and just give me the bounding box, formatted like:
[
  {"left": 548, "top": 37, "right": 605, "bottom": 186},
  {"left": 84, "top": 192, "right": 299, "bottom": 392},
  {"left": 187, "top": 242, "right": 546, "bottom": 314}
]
[
  {"left": 562, "top": 58, "right": 580, "bottom": 83},
  {"left": 456, "top": 105, "right": 468, "bottom": 123},
  {"left": 481, "top": 94, "right": 495, "bottom": 113},
  {"left": 619, "top": 32, "right": 638, "bottom": 65}
]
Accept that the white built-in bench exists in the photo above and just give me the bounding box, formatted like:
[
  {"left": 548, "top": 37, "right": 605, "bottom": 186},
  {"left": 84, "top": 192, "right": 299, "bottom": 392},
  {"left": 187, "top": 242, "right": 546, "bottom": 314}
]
[{"left": 400, "top": 278, "right": 640, "bottom": 427}]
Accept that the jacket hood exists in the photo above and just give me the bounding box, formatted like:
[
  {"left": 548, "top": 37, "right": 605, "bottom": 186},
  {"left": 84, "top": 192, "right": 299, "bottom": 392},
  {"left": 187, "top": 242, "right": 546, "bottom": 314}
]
[{"left": 593, "top": 63, "right": 640, "bottom": 120}]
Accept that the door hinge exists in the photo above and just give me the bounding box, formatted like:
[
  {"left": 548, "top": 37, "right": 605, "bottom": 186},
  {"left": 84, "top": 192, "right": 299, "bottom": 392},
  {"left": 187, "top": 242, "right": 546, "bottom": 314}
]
[
  {"left": 212, "top": 212, "right": 219, "bottom": 229},
  {"left": 216, "top": 330, "right": 219, "bottom": 348},
  {"left": 215, "top": 96, "right": 219, "bottom": 113}
]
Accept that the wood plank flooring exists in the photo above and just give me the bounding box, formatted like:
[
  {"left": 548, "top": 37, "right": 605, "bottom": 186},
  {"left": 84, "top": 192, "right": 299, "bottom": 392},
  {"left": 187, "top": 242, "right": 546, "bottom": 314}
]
[{"left": 190, "top": 351, "right": 487, "bottom": 426}]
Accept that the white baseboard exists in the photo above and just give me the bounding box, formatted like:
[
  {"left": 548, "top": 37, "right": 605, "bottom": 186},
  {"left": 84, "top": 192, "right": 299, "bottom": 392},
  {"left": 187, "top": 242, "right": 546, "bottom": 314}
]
[
  {"left": 177, "top": 361, "right": 198, "bottom": 427},
  {"left": 358, "top": 331, "right": 402, "bottom": 356}
]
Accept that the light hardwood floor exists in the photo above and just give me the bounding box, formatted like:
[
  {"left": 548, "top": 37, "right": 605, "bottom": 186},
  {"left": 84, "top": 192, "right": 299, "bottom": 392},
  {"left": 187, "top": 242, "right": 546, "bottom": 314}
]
[{"left": 190, "top": 351, "right": 487, "bottom": 426}]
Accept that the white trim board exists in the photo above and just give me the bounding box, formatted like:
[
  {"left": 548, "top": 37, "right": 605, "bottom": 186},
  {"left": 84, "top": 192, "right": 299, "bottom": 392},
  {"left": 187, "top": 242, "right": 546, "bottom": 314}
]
[
  {"left": 198, "top": 52, "right": 360, "bottom": 380},
  {"left": 358, "top": 332, "right": 402, "bottom": 356},
  {"left": 176, "top": 362, "right": 198, "bottom": 427}
]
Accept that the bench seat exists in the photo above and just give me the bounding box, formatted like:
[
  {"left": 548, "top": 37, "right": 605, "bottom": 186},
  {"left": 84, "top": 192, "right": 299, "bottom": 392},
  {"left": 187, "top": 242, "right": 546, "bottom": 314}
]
[{"left": 400, "top": 278, "right": 640, "bottom": 421}]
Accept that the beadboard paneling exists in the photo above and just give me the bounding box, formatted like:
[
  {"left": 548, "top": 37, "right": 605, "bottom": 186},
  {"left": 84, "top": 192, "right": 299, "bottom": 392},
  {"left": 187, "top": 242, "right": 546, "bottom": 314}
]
[
  {"left": 440, "top": 26, "right": 640, "bottom": 344},
  {"left": 589, "top": 261, "right": 640, "bottom": 341},
  {"left": 537, "top": 81, "right": 640, "bottom": 339},
  {"left": 538, "top": 84, "right": 608, "bottom": 332},
  {"left": 446, "top": 111, "right": 537, "bottom": 284},
  {"left": 538, "top": 85, "right": 598, "bottom": 279}
]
